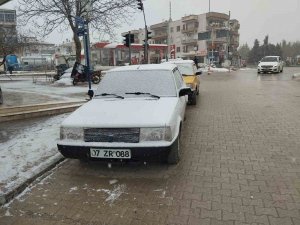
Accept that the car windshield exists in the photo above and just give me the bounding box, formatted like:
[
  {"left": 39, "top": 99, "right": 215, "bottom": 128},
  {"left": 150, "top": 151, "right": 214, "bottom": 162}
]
[
  {"left": 95, "top": 70, "right": 177, "bottom": 97},
  {"left": 175, "top": 64, "right": 194, "bottom": 75},
  {"left": 261, "top": 57, "right": 278, "bottom": 62}
]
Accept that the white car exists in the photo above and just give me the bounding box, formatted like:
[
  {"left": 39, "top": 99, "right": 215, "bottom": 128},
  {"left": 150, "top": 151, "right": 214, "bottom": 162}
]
[
  {"left": 57, "top": 64, "right": 191, "bottom": 164},
  {"left": 257, "top": 56, "right": 284, "bottom": 74}
]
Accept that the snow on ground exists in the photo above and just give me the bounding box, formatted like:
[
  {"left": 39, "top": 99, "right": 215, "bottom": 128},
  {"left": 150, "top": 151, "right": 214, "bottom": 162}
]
[
  {"left": 201, "top": 67, "right": 230, "bottom": 73},
  {"left": 239, "top": 67, "right": 256, "bottom": 71},
  {"left": 0, "top": 114, "right": 67, "bottom": 195}
]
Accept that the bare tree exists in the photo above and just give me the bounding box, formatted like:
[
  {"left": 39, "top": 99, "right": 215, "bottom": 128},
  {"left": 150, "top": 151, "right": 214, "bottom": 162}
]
[{"left": 18, "top": 0, "right": 137, "bottom": 62}]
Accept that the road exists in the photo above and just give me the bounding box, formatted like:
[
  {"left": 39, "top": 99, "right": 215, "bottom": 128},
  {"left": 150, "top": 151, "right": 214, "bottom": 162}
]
[{"left": 1, "top": 68, "right": 300, "bottom": 225}]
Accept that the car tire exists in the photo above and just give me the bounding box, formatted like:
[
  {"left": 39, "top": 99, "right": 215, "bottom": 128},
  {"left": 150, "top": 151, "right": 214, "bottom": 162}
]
[
  {"left": 167, "top": 132, "right": 181, "bottom": 165},
  {"left": 190, "top": 93, "right": 197, "bottom": 105},
  {"left": 281, "top": 68, "right": 283, "bottom": 73},
  {"left": 257, "top": 71, "right": 260, "bottom": 74},
  {"left": 0, "top": 87, "right": 3, "bottom": 104}
]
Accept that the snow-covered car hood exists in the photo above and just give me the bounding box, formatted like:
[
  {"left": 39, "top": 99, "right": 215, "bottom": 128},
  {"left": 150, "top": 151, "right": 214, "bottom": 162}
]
[
  {"left": 61, "top": 97, "right": 179, "bottom": 128},
  {"left": 258, "top": 62, "right": 279, "bottom": 66}
]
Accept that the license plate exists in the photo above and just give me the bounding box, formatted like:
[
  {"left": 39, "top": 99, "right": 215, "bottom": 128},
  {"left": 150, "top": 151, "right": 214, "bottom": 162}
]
[{"left": 90, "top": 149, "right": 131, "bottom": 159}]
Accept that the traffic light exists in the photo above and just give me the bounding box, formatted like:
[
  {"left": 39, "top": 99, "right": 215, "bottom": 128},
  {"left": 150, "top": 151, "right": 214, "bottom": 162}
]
[
  {"left": 123, "top": 33, "right": 134, "bottom": 48},
  {"left": 146, "top": 30, "right": 152, "bottom": 40},
  {"left": 137, "top": 0, "right": 143, "bottom": 11}
]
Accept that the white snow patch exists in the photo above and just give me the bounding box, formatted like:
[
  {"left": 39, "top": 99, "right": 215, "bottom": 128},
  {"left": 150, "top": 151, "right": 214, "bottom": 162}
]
[
  {"left": 54, "top": 78, "right": 73, "bottom": 86},
  {"left": 5, "top": 209, "right": 12, "bottom": 216},
  {"left": 109, "top": 179, "right": 118, "bottom": 185},
  {"left": 0, "top": 114, "right": 66, "bottom": 196},
  {"left": 201, "top": 67, "right": 230, "bottom": 73},
  {"left": 69, "top": 186, "right": 78, "bottom": 192},
  {"left": 98, "top": 184, "right": 126, "bottom": 205}
]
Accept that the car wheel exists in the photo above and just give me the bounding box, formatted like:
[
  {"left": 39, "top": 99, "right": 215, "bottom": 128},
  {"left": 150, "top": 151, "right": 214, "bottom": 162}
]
[
  {"left": 257, "top": 71, "right": 260, "bottom": 74},
  {"left": 190, "top": 93, "right": 197, "bottom": 105},
  {"left": 0, "top": 87, "right": 3, "bottom": 104},
  {"left": 281, "top": 67, "right": 283, "bottom": 73},
  {"left": 167, "top": 132, "right": 181, "bottom": 165}
]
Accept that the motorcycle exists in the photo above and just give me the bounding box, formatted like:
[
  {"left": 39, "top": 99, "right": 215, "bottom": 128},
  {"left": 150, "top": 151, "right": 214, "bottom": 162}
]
[{"left": 71, "top": 62, "right": 101, "bottom": 85}]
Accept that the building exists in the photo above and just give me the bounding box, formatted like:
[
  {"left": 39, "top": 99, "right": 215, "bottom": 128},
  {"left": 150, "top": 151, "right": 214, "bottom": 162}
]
[
  {"left": 0, "top": 8, "right": 17, "bottom": 54},
  {"left": 127, "top": 12, "right": 240, "bottom": 66}
]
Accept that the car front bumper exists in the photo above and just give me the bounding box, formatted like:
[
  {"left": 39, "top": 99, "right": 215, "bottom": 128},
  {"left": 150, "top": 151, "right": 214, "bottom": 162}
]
[
  {"left": 258, "top": 67, "right": 279, "bottom": 73},
  {"left": 57, "top": 144, "right": 173, "bottom": 162}
]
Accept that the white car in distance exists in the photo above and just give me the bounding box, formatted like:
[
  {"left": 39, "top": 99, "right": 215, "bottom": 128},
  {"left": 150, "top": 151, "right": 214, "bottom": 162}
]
[
  {"left": 57, "top": 64, "right": 191, "bottom": 164},
  {"left": 257, "top": 56, "right": 284, "bottom": 74}
]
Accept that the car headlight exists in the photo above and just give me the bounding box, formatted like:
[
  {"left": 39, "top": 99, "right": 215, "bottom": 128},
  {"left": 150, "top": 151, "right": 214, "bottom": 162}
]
[
  {"left": 60, "top": 127, "right": 84, "bottom": 140},
  {"left": 273, "top": 65, "right": 278, "bottom": 68},
  {"left": 140, "top": 127, "right": 172, "bottom": 142}
]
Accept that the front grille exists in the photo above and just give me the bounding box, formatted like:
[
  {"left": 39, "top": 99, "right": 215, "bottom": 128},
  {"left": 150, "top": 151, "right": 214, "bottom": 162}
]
[
  {"left": 261, "top": 65, "right": 272, "bottom": 69},
  {"left": 84, "top": 128, "right": 140, "bottom": 143}
]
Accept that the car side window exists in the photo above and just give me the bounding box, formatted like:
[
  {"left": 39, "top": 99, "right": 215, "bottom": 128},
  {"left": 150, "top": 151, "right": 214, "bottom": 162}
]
[{"left": 173, "top": 68, "right": 184, "bottom": 90}]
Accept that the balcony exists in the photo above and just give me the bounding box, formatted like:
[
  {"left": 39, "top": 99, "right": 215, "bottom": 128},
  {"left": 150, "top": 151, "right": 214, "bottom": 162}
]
[
  {"left": 206, "top": 12, "right": 229, "bottom": 21},
  {"left": 182, "top": 15, "right": 198, "bottom": 22},
  {"left": 150, "top": 21, "right": 168, "bottom": 30},
  {"left": 181, "top": 38, "right": 198, "bottom": 45},
  {"left": 152, "top": 32, "right": 168, "bottom": 40},
  {"left": 182, "top": 26, "right": 198, "bottom": 33}
]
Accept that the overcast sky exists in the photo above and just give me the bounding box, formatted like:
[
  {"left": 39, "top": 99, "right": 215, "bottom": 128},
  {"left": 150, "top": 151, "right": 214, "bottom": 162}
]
[{"left": 1, "top": 0, "right": 300, "bottom": 47}]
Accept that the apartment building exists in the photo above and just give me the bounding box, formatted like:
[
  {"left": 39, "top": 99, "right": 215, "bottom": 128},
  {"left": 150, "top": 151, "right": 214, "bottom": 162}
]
[
  {"left": 129, "top": 12, "right": 240, "bottom": 65},
  {"left": 0, "top": 8, "right": 17, "bottom": 54}
]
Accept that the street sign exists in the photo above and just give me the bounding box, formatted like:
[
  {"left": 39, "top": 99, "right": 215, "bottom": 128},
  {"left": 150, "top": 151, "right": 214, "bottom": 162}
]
[{"left": 75, "top": 16, "right": 86, "bottom": 36}]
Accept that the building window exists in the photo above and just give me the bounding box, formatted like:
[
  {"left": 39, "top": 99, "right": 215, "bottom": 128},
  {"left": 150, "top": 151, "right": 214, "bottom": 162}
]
[
  {"left": 170, "top": 27, "right": 174, "bottom": 33},
  {"left": 0, "top": 14, "right": 4, "bottom": 22},
  {"left": 182, "top": 25, "right": 185, "bottom": 31},
  {"left": 176, "top": 47, "right": 180, "bottom": 52},
  {"left": 216, "top": 29, "right": 228, "bottom": 38},
  {"left": 5, "top": 13, "right": 15, "bottom": 23},
  {"left": 198, "top": 31, "right": 211, "bottom": 40},
  {"left": 176, "top": 26, "right": 180, "bottom": 32}
]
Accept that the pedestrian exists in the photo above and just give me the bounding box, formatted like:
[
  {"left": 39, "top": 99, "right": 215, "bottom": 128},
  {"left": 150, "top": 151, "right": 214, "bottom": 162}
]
[{"left": 193, "top": 56, "right": 199, "bottom": 69}]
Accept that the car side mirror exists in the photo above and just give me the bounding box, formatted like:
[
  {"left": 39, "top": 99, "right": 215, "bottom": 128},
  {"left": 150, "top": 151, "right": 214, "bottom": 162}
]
[
  {"left": 87, "top": 89, "right": 94, "bottom": 99},
  {"left": 196, "top": 71, "right": 202, "bottom": 75},
  {"left": 179, "top": 87, "right": 192, "bottom": 97}
]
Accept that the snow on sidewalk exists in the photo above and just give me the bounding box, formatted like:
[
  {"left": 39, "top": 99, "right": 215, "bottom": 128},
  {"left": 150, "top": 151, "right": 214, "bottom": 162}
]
[{"left": 0, "top": 114, "right": 67, "bottom": 198}]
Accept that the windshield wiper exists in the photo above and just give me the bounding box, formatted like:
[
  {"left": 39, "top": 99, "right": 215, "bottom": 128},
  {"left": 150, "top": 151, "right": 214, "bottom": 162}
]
[
  {"left": 125, "top": 92, "right": 160, "bottom": 99},
  {"left": 94, "top": 93, "right": 124, "bottom": 99}
]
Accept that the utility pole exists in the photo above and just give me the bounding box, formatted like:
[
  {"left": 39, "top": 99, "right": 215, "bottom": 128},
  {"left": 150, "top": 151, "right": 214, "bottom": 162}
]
[
  {"left": 209, "top": 0, "right": 211, "bottom": 12},
  {"left": 167, "top": 1, "right": 172, "bottom": 61},
  {"left": 137, "top": 0, "right": 149, "bottom": 64},
  {"left": 128, "top": 31, "right": 132, "bottom": 65}
]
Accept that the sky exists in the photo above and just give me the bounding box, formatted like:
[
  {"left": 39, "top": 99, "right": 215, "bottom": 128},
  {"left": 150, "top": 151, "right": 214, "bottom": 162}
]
[{"left": 1, "top": 0, "right": 300, "bottom": 47}]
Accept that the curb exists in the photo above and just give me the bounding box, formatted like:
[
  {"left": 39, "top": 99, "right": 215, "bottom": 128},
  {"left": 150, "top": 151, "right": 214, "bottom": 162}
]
[{"left": 0, "top": 157, "right": 65, "bottom": 206}]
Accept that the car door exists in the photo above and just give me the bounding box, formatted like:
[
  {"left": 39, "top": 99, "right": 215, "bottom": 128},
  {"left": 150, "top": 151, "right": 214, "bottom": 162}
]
[{"left": 173, "top": 68, "right": 187, "bottom": 120}]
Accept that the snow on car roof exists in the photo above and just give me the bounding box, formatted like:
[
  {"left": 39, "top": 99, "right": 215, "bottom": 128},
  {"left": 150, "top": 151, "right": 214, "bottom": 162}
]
[
  {"left": 108, "top": 64, "right": 177, "bottom": 72},
  {"left": 163, "top": 59, "right": 195, "bottom": 65}
]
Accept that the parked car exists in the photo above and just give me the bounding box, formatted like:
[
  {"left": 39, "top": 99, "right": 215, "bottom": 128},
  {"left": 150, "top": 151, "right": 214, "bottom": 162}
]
[
  {"left": 257, "top": 56, "right": 284, "bottom": 74},
  {"left": 163, "top": 59, "right": 201, "bottom": 105},
  {"left": 57, "top": 64, "right": 191, "bottom": 164},
  {"left": 0, "top": 86, "right": 3, "bottom": 104}
]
